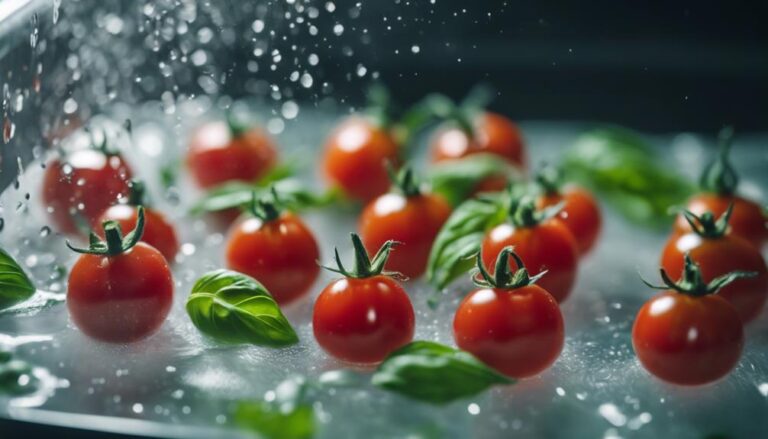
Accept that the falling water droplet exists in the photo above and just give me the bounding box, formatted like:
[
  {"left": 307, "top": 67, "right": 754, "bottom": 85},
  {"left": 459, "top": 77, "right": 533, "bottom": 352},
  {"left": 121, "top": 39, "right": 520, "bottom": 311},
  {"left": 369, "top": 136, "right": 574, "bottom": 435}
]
[{"left": 52, "top": 0, "right": 61, "bottom": 24}]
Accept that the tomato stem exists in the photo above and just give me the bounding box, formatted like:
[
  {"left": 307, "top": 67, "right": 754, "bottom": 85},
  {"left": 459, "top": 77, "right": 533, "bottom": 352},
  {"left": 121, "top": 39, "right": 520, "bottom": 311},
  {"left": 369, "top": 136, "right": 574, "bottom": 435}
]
[
  {"left": 320, "top": 233, "right": 405, "bottom": 280},
  {"left": 508, "top": 195, "right": 563, "bottom": 228},
  {"left": 473, "top": 246, "right": 547, "bottom": 289},
  {"left": 387, "top": 164, "right": 421, "bottom": 198},
  {"left": 700, "top": 125, "right": 738, "bottom": 196},
  {"left": 66, "top": 207, "right": 146, "bottom": 256},
  {"left": 247, "top": 187, "right": 281, "bottom": 223},
  {"left": 641, "top": 252, "right": 756, "bottom": 296},
  {"left": 681, "top": 204, "right": 733, "bottom": 239},
  {"left": 534, "top": 164, "right": 562, "bottom": 196}
]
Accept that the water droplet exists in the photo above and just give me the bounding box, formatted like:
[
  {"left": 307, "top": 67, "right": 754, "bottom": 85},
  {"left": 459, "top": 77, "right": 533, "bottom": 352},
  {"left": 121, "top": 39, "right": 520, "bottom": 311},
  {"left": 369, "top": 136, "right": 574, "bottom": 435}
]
[
  {"left": 252, "top": 20, "right": 265, "bottom": 33},
  {"left": 281, "top": 101, "right": 299, "bottom": 120},
  {"left": 132, "top": 403, "right": 144, "bottom": 414},
  {"left": 333, "top": 24, "right": 344, "bottom": 36},
  {"left": 52, "top": 0, "right": 61, "bottom": 24},
  {"left": 40, "top": 226, "right": 51, "bottom": 237},
  {"left": 468, "top": 403, "right": 480, "bottom": 415},
  {"left": 308, "top": 53, "right": 319, "bottom": 66},
  {"left": 411, "top": 45, "right": 420, "bottom": 54},
  {"left": 325, "top": 2, "right": 336, "bottom": 12},
  {"left": 300, "top": 73, "right": 313, "bottom": 88}
]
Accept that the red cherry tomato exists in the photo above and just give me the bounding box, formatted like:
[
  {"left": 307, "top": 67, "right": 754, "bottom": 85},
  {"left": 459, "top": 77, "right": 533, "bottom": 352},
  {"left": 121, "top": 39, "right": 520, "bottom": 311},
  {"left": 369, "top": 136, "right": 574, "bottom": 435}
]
[
  {"left": 537, "top": 186, "right": 602, "bottom": 255},
  {"left": 661, "top": 232, "right": 768, "bottom": 322},
  {"left": 97, "top": 205, "right": 180, "bottom": 262},
  {"left": 42, "top": 149, "right": 132, "bottom": 235},
  {"left": 67, "top": 212, "right": 173, "bottom": 343},
  {"left": 313, "top": 235, "right": 414, "bottom": 363},
  {"left": 673, "top": 194, "right": 767, "bottom": 248},
  {"left": 187, "top": 121, "right": 277, "bottom": 189},
  {"left": 632, "top": 291, "right": 743, "bottom": 385},
  {"left": 431, "top": 112, "right": 526, "bottom": 168},
  {"left": 360, "top": 191, "right": 451, "bottom": 279},
  {"left": 226, "top": 212, "right": 320, "bottom": 305},
  {"left": 321, "top": 117, "right": 400, "bottom": 202},
  {"left": 313, "top": 276, "right": 414, "bottom": 364},
  {"left": 454, "top": 284, "right": 564, "bottom": 378},
  {"left": 482, "top": 213, "right": 578, "bottom": 303}
]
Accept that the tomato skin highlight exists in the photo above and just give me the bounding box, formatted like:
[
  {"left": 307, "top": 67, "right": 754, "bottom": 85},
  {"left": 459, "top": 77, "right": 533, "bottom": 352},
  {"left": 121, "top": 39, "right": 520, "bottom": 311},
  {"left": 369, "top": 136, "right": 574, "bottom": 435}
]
[
  {"left": 187, "top": 121, "right": 277, "bottom": 189},
  {"left": 313, "top": 276, "right": 415, "bottom": 364},
  {"left": 42, "top": 150, "right": 133, "bottom": 235},
  {"left": 226, "top": 213, "right": 320, "bottom": 305},
  {"left": 482, "top": 220, "right": 578, "bottom": 303},
  {"left": 359, "top": 192, "right": 451, "bottom": 279},
  {"left": 453, "top": 285, "right": 564, "bottom": 378},
  {"left": 97, "top": 205, "right": 180, "bottom": 262},
  {"left": 660, "top": 233, "right": 768, "bottom": 322},
  {"left": 632, "top": 291, "right": 743, "bottom": 385},
  {"left": 430, "top": 112, "right": 526, "bottom": 168},
  {"left": 321, "top": 117, "right": 400, "bottom": 202},
  {"left": 537, "top": 186, "right": 602, "bottom": 255},
  {"left": 673, "top": 194, "right": 767, "bottom": 248},
  {"left": 67, "top": 242, "right": 173, "bottom": 343}
]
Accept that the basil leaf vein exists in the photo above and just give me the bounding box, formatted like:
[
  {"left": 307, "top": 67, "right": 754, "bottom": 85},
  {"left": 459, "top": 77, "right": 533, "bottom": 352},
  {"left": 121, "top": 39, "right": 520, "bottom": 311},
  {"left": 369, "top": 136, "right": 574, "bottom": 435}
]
[{"left": 186, "top": 269, "right": 298, "bottom": 347}]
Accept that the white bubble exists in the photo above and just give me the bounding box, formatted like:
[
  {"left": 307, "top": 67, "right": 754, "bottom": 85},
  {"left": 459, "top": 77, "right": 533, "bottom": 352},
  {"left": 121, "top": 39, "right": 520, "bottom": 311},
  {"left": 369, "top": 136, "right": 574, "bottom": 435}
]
[
  {"left": 325, "top": 2, "right": 336, "bottom": 12},
  {"left": 356, "top": 64, "right": 367, "bottom": 77},
  {"left": 308, "top": 53, "right": 319, "bottom": 65},
  {"left": 281, "top": 101, "right": 299, "bottom": 120},
  {"left": 267, "top": 118, "right": 285, "bottom": 134},
  {"left": 252, "top": 20, "right": 265, "bottom": 33},
  {"left": 411, "top": 45, "right": 420, "bottom": 53},
  {"left": 300, "top": 73, "right": 313, "bottom": 88},
  {"left": 333, "top": 24, "right": 344, "bottom": 35}
]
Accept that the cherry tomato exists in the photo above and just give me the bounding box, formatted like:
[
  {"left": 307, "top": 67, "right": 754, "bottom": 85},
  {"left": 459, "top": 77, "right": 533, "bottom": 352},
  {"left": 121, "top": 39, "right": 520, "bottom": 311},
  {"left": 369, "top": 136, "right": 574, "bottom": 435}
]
[
  {"left": 97, "top": 205, "right": 179, "bottom": 262},
  {"left": 321, "top": 117, "right": 400, "bottom": 202},
  {"left": 226, "top": 212, "right": 320, "bottom": 306},
  {"left": 537, "top": 186, "right": 602, "bottom": 255},
  {"left": 313, "top": 235, "right": 414, "bottom": 363},
  {"left": 454, "top": 248, "right": 564, "bottom": 378},
  {"left": 482, "top": 199, "right": 579, "bottom": 303},
  {"left": 431, "top": 112, "right": 526, "bottom": 168},
  {"left": 661, "top": 231, "right": 768, "bottom": 323},
  {"left": 187, "top": 121, "right": 277, "bottom": 189},
  {"left": 633, "top": 291, "right": 743, "bottom": 385},
  {"left": 67, "top": 209, "right": 173, "bottom": 343},
  {"left": 359, "top": 167, "right": 451, "bottom": 278},
  {"left": 673, "top": 194, "right": 767, "bottom": 248},
  {"left": 42, "top": 148, "right": 132, "bottom": 235}
]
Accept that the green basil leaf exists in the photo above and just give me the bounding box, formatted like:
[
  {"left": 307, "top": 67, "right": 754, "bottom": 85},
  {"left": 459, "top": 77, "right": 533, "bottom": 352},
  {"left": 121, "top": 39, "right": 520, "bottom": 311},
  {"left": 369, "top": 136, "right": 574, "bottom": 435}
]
[
  {"left": 0, "top": 350, "right": 40, "bottom": 395},
  {"left": 372, "top": 341, "right": 512, "bottom": 404},
  {"left": 234, "top": 376, "right": 314, "bottom": 439},
  {"left": 562, "top": 127, "right": 695, "bottom": 228},
  {"left": 186, "top": 269, "right": 298, "bottom": 347},
  {"left": 426, "top": 192, "right": 508, "bottom": 291},
  {"left": 427, "top": 153, "right": 523, "bottom": 207},
  {"left": 190, "top": 178, "right": 337, "bottom": 214},
  {"left": 0, "top": 248, "right": 36, "bottom": 310}
]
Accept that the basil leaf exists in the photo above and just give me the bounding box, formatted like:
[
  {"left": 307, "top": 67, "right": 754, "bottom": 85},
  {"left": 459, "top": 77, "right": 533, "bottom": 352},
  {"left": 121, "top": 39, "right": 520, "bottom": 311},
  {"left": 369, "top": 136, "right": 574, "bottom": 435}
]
[
  {"left": 562, "top": 127, "right": 695, "bottom": 228},
  {"left": 190, "top": 178, "right": 337, "bottom": 214},
  {"left": 234, "top": 376, "right": 314, "bottom": 439},
  {"left": 0, "top": 350, "right": 40, "bottom": 395},
  {"left": 427, "top": 153, "right": 522, "bottom": 207},
  {"left": 0, "top": 248, "right": 36, "bottom": 310},
  {"left": 372, "top": 341, "right": 512, "bottom": 404},
  {"left": 426, "top": 192, "right": 507, "bottom": 292},
  {"left": 186, "top": 269, "right": 298, "bottom": 347}
]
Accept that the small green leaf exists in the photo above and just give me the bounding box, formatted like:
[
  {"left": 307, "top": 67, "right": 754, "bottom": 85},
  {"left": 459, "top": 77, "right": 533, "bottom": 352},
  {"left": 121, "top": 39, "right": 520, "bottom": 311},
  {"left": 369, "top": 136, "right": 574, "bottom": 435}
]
[
  {"left": 561, "top": 127, "right": 695, "bottom": 228},
  {"left": 372, "top": 341, "right": 512, "bottom": 404},
  {"left": 234, "top": 376, "right": 314, "bottom": 439},
  {"left": 427, "top": 153, "right": 522, "bottom": 207},
  {"left": 0, "top": 248, "right": 36, "bottom": 310},
  {"left": 0, "top": 350, "right": 40, "bottom": 395},
  {"left": 426, "top": 192, "right": 508, "bottom": 292},
  {"left": 186, "top": 270, "right": 298, "bottom": 347}
]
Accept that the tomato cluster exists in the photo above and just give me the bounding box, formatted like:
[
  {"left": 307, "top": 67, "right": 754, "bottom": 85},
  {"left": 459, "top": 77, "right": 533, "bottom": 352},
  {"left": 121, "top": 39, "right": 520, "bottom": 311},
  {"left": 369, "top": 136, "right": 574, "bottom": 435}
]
[{"left": 632, "top": 128, "right": 767, "bottom": 386}]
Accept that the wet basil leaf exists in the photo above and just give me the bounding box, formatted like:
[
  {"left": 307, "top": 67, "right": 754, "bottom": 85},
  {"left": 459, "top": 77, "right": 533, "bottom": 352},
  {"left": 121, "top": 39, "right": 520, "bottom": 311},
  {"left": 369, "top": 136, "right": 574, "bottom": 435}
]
[
  {"left": 427, "top": 153, "right": 522, "bottom": 206},
  {"left": 372, "top": 341, "right": 512, "bottom": 404},
  {"left": 426, "top": 192, "right": 507, "bottom": 292},
  {"left": 0, "top": 248, "right": 36, "bottom": 310},
  {"left": 186, "top": 270, "right": 298, "bottom": 347},
  {"left": 562, "top": 127, "right": 695, "bottom": 228},
  {"left": 234, "top": 376, "right": 314, "bottom": 439}
]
